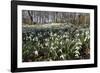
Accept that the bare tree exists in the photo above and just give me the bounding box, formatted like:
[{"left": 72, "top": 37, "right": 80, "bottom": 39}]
[
  {"left": 28, "top": 11, "right": 33, "bottom": 25},
  {"left": 22, "top": 10, "right": 90, "bottom": 26}
]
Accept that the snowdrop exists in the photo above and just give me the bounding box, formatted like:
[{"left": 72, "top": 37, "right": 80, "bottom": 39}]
[
  {"left": 37, "top": 42, "right": 40, "bottom": 46},
  {"left": 35, "top": 37, "right": 38, "bottom": 41},
  {"left": 55, "top": 38, "right": 58, "bottom": 41},
  {"left": 50, "top": 46, "right": 56, "bottom": 50},
  {"left": 45, "top": 38, "right": 48, "bottom": 41},
  {"left": 60, "top": 41, "right": 63, "bottom": 45},
  {"left": 54, "top": 33, "right": 57, "bottom": 36},
  {"left": 49, "top": 59, "right": 52, "bottom": 61},
  {"left": 40, "top": 44, "right": 43, "bottom": 48},
  {"left": 84, "top": 37, "right": 87, "bottom": 42},
  {"left": 85, "top": 30, "right": 89, "bottom": 35},
  {"left": 75, "top": 46, "right": 80, "bottom": 50},
  {"left": 76, "top": 30, "right": 79, "bottom": 32},
  {"left": 60, "top": 55, "right": 65, "bottom": 59},
  {"left": 72, "top": 40, "right": 75, "bottom": 43},
  {"left": 50, "top": 32, "right": 53, "bottom": 36},
  {"left": 63, "top": 34, "right": 68, "bottom": 38},
  {"left": 28, "top": 36, "right": 31, "bottom": 40},
  {"left": 66, "top": 39, "right": 69, "bottom": 41},
  {"left": 32, "top": 38, "right": 35, "bottom": 41},
  {"left": 76, "top": 33, "right": 79, "bottom": 36},
  {"left": 58, "top": 49, "right": 62, "bottom": 53},
  {"left": 57, "top": 35, "right": 60, "bottom": 38},
  {"left": 75, "top": 50, "right": 80, "bottom": 54},
  {"left": 81, "top": 32, "right": 84, "bottom": 36},
  {"left": 34, "top": 50, "right": 38, "bottom": 56},
  {"left": 75, "top": 54, "right": 79, "bottom": 58},
  {"left": 51, "top": 43, "right": 54, "bottom": 46},
  {"left": 76, "top": 41, "right": 82, "bottom": 45},
  {"left": 45, "top": 43, "right": 48, "bottom": 46}
]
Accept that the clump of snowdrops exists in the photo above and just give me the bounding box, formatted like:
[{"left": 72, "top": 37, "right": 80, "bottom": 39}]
[{"left": 22, "top": 26, "right": 90, "bottom": 62}]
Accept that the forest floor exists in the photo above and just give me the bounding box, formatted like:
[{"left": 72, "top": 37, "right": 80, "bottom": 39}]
[
  {"left": 22, "top": 23, "right": 74, "bottom": 29},
  {"left": 22, "top": 23, "right": 89, "bottom": 33}
]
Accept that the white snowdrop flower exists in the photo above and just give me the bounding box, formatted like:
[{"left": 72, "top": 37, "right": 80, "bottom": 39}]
[
  {"left": 76, "top": 33, "right": 79, "bottom": 36},
  {"left": 55, "top": 38, "right": 58, "bottom": 41},
  {"left": 75, "top": 54, "right": 79, "bottom": 57},
  {"left": 41, "top": 45, "right": 43, "bottom": 48},
  {"left": 45, "top": 43, "right": 48, "bottom": 46},
  {"left": 29, "top": 36, "right": 31, "bottom": 40},
  {"left": 66, "top": 39, "right": 69, "bottom": 41},
  {"left": 49, "top": 59, "right": 52, "bottom": 61},
  {"left": 54, "top": 33, "right": 57, "bottom": 36},
  {"left": 34, "top": 50, "right": 38, "bottom": 56},
  {"left": 76, "top": 30, "right": 79, "bottom": 32},
  {"left": 76, "top": 41, "right": 82, "bottom": 45},
  {"left": 60, "top": 41, "right": 63, "bottom": 45},
  {"left": 51, "top": 46, "right": 56, "bottom": 50},
  {"left": 38, "top": 33, "right": 40, "bottom": 36},
  {"left": 65, "top": 34, "right": 68, "bottom": 38},
  {"left": 57, "top": 35, "right": 59, "bottom": 38},
  {"left": 81, "top": 32, "right": 84, "bottom": 36},
  {"left": 77, "top": 39, "right": 81, "bottom": 42},
  {"left": 66, "top": 35, "right": 69, "bottom": 38},
  {"left": 35, "top": 37, "right": 38, "bottom": 41},
  {"left": 78, "top": 46, "right": 82, "bottom": 49},
  {"left": 45, "top": 39, "right": 48, "bottom": 41},
  {"left": 75, "top": 50, "right": 80, "bottom": 54},
  {"left": 58, "top": 49, "right": 62, "bottom": 53},
  {"left": 84, "top": 37, "right": 87, "bottom": 42},
  {"left": 60, "top": 55, "right": 64, "bottom": 59},
  {"left": 85, "top": 31, "right": 89, "bottom": 35},
  {"left": 75, "top": 46, "right": 80, "bottom": 50},
  {"left": 54, "top": 47, "right": 56, "bottom": 50},
  {"left": 50, "top": 46, "right": 53, "bottom": 50},
  {"left": 51, "top": 43, "right": 54, "bottom": 46},
  {"left": 79, "top": 42, "right": 82, "bottom": 45},
  {"left": 50, "top": 32, "right": 53, "bottom": 36},
  {"left": 72, "top": 40, "right": 75, "bottom": 42},
  {"left": 63, "top": 34, "right": 66, "bottom": 37},
  {"left": 33, "top": 38, "right": 35, "bottom": 41}
]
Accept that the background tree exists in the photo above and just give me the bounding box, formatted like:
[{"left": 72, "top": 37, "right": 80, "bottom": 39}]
[{"left": 22, "top": 10, "right": 90, "bottom": 26}]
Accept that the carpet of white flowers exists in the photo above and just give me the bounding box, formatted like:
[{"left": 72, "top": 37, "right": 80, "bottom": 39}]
[{"left": 22, "top": 24, "right": 90, "bottom": 62}]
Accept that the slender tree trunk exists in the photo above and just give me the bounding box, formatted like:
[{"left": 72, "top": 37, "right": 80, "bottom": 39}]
[{"left": 28, "top": 11, "right": 33, "bottom": 25}]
